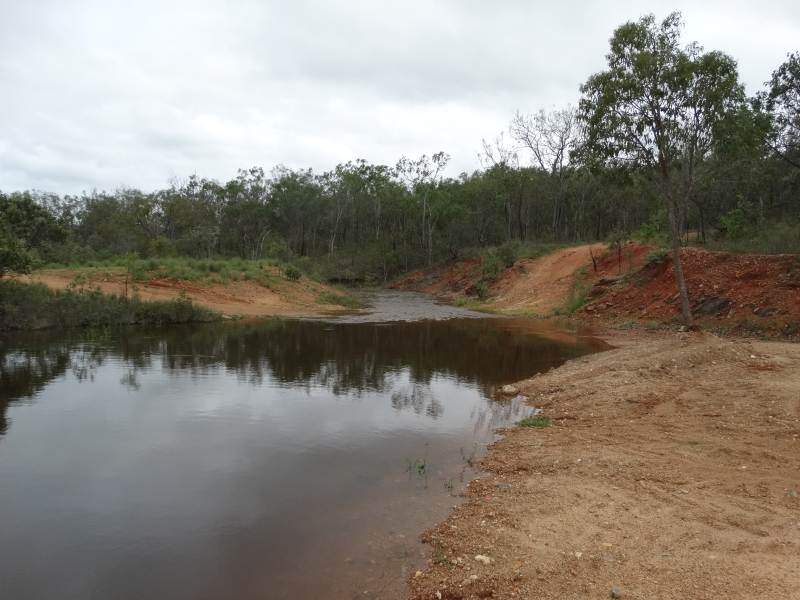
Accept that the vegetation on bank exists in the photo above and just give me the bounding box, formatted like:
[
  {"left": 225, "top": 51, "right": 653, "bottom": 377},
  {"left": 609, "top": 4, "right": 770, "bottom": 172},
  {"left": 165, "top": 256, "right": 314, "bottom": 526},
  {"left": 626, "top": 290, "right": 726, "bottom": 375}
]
[
  {"left": 0, "top": 280, "right": 220, "bottom": 331},
  {"left": 0, "top": 12, "right": 797, "bottom": 320}
]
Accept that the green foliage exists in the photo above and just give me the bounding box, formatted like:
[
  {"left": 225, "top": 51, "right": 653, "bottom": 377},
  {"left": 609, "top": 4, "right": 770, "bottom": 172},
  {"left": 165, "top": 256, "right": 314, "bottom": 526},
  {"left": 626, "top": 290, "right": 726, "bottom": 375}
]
[
  {"left": 317, "top": 291, "right": 363, "bottom": 309},
  {"left": 480, "top": 249, "right": 504, "bottom": 280},
  {"left": 497, "top": 240, "right": 520, "bottom": 268},
  {"left": 1, "top": 13, "right": 798, "bottom": 288},
  {"left": 709, "top": 220, "right": 800, "bottom": 254},
  {"left": 284, "top": 265, "right": 301, "bottom": 281},
  {"left": 644, "top": 248, "right": 669, "bottom": 267},
  {"left": 718, "top": 206, "right": 755, "bottom": 240},
  {"left": 556, "top": 268, "right": 590, "bottom": 315},
  {"left": 0, "top": 280, "right": 219, "bottom": 331},
  {"left": 0, "top": 226, "right": 34, "bottom": 277},
  {"left": 518, "top": 416, "right": 551, "bottom": 428}
]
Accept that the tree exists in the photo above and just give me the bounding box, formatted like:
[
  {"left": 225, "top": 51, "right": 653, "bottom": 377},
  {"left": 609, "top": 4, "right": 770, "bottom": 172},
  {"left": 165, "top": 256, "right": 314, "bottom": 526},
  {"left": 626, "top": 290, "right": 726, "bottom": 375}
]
[
  {"left": 396, "top": 152, "right": 450, "bottom": 265},
  {"left": 510, "top": 106, "right": 580, "bottom": 238},
  {"left": 0, "top": 225, "right": 33, "bottom": 277},
  {"left": 579, "top": 12, "right": 743, "bottom": 324},
  {"left": 761, "top": 52, "right": 800, "bottom": 169}
]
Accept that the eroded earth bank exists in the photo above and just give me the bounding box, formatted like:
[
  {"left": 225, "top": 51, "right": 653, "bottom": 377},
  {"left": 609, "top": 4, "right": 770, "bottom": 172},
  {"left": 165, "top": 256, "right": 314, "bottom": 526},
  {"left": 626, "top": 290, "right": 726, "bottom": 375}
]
[{"left": 408, "top": 329, "right": 800, "bottom": 599}]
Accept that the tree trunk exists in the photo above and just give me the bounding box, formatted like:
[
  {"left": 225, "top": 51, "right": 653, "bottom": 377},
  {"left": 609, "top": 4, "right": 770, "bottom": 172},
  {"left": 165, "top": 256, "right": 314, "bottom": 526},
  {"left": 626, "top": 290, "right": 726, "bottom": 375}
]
[{"left": 667, "top": 201, "right": 693, "bottom": 325}]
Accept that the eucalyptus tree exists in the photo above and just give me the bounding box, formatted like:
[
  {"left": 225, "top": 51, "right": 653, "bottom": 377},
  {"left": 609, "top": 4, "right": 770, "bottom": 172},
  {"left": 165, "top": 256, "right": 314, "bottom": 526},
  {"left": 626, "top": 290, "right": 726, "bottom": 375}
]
[
  {"left": 396, "top": 152, "right": 450, "bottom": 265},
  {"left": 762, "top": 52, "right": 800, "bottom": 169},
  {"left": 579, "top": 12, "right": 743, "bottom": 324},
  {"left": 510, "top": 106, "right": 580, "bottom": 238},
  {"left": 221, "top": 167, "right": 274, "bottom": 259}
]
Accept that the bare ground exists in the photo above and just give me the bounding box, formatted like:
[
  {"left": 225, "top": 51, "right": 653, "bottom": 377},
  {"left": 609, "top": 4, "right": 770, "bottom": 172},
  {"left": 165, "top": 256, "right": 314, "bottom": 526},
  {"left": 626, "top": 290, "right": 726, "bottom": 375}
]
[
  {"left": 22, "top": 268, "right": 351, "bottom": 317},
  {"left": 408, "top": 330, "right": 800, "bottom": 600}
]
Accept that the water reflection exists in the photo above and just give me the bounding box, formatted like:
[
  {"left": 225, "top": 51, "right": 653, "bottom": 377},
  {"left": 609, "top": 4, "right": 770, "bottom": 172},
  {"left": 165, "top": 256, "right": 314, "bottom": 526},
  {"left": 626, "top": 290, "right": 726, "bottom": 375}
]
[
  {"left": 0, "top": 311, "right": 603, "bottom": 600},
  {"left": 1, "top": 318, "right": 599, "bottom": 437}
]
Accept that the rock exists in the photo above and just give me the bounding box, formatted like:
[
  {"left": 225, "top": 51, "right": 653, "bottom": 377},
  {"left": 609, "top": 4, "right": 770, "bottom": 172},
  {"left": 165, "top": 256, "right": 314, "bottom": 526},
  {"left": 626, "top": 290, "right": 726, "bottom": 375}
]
[
  {"left": 474, "top": 554, "right": 493, "bottom": 565},
  {"left": 414, "top": 570, "right": 423, "bottom": 578},
  {"left": 694, "top": 296, "right": 732, "bottom": 315},
  {"left": 753, "top": 306, "right": 777, "bottom": 317},
  {"left": 611, "top": 587, "right": 622, "bottom": 598},
  {"left": 495, "top": 482, "right": 513, "bottom": 490},
  {"left": 501, "top": 384, "right": 519, "bottom": 396}
]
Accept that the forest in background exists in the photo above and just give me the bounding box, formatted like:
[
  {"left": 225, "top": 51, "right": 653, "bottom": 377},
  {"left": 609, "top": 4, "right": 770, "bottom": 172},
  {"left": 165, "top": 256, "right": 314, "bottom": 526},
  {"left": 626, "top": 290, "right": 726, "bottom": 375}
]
[{"left": 1, "top": 13, "right": 798, "bottom": 285}]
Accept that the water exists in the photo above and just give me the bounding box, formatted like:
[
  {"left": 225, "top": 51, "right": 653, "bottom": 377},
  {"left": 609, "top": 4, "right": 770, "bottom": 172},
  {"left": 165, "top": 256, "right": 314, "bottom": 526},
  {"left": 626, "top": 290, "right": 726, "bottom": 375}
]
[{"left": 0, "top": 292, "right": 603, "bottom": 599}]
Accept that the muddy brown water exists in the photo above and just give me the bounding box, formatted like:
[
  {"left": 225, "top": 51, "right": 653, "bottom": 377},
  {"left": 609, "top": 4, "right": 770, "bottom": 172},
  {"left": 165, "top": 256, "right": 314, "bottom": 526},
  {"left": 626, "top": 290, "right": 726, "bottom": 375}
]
[{"left": 0, "top": 292, "right": 604, "bottom": 599}]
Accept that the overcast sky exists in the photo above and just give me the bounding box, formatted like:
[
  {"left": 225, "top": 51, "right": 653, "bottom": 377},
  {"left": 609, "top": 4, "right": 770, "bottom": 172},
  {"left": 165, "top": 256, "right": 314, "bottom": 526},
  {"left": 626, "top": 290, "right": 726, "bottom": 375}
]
[{"left": 1, "top": 0, "right": 798, "bottom": 194}]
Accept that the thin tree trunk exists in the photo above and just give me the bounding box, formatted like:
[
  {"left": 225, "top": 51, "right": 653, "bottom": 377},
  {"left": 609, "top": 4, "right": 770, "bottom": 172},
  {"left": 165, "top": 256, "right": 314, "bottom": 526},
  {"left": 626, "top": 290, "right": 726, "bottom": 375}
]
[{"left": 667, "top": 200, "right": 693, "bottom": 325}]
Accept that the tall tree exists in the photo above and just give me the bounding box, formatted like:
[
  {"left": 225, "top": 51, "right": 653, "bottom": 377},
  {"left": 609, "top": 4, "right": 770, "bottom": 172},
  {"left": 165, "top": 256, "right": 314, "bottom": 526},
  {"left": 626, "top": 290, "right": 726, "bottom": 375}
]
[
  {"left": 579, "top": 12, "right": 743, "bottom": 324},
  {"left": 510, "top": 106, "right": 579, "bottom": 238},
  {"left": 761, "top": 51, "right": 800, "bottom": 169}
]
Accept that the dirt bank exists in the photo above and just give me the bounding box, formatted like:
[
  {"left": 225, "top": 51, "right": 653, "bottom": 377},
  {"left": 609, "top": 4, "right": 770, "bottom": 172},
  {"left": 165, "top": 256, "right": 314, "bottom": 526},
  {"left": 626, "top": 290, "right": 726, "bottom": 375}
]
[
  {"left": 408, "top": 330, "right": 800, "bottom": 599},
  {"left": 582, "top": 246, "right": 800, "bottom": 337},
  {"left": 23, "top": 268, "right": 352, "bottom": 317},
  {"left": 394, "top": 243, "right": 800, "bottom": 338}
]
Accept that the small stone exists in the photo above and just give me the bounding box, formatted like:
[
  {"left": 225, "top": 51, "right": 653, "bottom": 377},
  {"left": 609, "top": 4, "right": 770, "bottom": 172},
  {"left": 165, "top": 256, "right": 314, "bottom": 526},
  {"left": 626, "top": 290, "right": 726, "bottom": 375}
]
[
  {"left": 414, "top": 570, "right": 423, "bottom": 578},
  {"left": 574, "top": 551, "right": 583, "bottom": 559},
  {"left": 501, "top": 384, "right": 519, "bottom": 396},
  {"left": 435, "top": 592, "right": 442, "bottom": 600},
  {"left": 611, "top": 586, "right": 622, "bottom": 598},
  {"left": 474, "top": 554, "right": 492, "bottom": 565},
  {"left": 495, "top": 482, "right": 513, "bottom": 490}
]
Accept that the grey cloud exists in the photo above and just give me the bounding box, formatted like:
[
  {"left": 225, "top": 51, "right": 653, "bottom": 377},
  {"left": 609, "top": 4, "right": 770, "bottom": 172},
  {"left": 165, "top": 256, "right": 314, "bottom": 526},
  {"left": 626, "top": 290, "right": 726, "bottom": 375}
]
[{"left": 0, "top": 0, "right": 798, "bottom": 193}]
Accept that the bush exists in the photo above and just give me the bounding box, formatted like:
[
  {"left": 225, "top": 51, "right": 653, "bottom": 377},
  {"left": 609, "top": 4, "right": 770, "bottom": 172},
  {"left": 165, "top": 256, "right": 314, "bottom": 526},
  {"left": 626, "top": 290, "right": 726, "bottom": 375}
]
[
  {"left": 0, "top": 280, "right": 220, "bottom": 331},
  {"left": 284, "top": 265, "right": 301, "bottom": 281},
  {"left": 480, "top": 249, "right": 504, "bottom": 280},
  {"left": 497, "top": 240, "right": 520, "bottom": 268},
  {"left": 644, "top": 248, "right": 669, "bottom": 267}
]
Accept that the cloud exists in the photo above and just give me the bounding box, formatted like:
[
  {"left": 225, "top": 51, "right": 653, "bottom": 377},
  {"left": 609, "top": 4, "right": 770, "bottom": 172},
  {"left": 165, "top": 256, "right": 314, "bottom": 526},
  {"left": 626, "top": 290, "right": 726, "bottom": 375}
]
[{"left": 1, "top": 0, "right": 798, "bottom": 193}]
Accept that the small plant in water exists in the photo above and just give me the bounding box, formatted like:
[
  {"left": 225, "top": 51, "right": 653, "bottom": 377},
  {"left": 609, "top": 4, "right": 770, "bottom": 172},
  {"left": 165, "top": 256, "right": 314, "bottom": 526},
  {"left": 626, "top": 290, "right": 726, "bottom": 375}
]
[
  {"left": 518, "top": 416, "right": 552, "bottom": 428},
  {"left": 460, "top": 443, "right": 479, "bottom": 467}
]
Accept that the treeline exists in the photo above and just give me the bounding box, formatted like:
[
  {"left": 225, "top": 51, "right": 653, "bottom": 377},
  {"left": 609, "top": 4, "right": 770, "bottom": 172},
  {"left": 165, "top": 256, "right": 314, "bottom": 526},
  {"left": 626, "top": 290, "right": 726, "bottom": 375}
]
[{"left": 1, "top": 13, "right": 798, "bottom": 284}]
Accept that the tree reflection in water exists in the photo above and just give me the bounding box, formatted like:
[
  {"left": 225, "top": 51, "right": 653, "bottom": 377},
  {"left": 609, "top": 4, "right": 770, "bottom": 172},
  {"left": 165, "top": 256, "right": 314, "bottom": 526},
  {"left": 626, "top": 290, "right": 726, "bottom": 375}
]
[{"left": 0, "top": 317, "right": 600, "bottom": 437}]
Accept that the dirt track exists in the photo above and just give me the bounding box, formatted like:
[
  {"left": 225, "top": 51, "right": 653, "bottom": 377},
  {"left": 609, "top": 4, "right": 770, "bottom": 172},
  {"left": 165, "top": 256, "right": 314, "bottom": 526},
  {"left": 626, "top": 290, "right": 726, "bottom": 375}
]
[
  {"left": 486, "top": 244, "right": 606, "bottom": 315},
  {"left": 23, "top": 268, "right": 349, "bottom": 317},
  {"left": 409, "top": 330, "right": 800, "bottom": 599}
]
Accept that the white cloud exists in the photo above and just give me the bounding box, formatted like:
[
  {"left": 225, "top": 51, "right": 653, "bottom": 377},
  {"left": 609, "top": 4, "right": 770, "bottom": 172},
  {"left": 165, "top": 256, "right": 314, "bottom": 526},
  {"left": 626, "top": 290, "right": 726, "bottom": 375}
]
[{"left": 1, "top": 0, "right": 798, "bottom": 193}]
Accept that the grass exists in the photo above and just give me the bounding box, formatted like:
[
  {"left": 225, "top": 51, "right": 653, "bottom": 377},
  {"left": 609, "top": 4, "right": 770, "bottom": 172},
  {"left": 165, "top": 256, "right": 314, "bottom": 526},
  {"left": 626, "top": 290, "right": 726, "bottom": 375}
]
[
  {"left": 317, "top": 290, "right": 364, "bottom": 309},
  {"left": 554, "top": 266, "right": 590, "bottom": 315},
  {"left": 0, "top": 279, "right": 219, "bottom": 331},
  {"left": 39, "top": 256, "right": 309, "bottom": 289},
  {"left": 518, "top": 416, "right": 552, "bottom": 428}
]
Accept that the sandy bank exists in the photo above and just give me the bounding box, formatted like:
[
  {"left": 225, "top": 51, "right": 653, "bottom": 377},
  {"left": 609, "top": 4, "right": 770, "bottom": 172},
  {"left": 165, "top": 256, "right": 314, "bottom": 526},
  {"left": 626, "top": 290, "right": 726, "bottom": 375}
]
[
  {"left": 408, "top": 329, "right": 800, "bottom": 599},
  {"left": 22, "top": 268, "right": 352, "bottom": 318}
]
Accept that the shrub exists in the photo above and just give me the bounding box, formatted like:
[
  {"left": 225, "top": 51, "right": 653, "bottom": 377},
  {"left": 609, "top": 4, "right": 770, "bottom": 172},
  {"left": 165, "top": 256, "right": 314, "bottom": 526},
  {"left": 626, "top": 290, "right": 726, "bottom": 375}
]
[
  {"left": 0, "top": 280, "right": 219, "bottom": 331},
  {"left": 497, "top": 240, "right": 520, "bottom": 268},
  {"left": 284, "top": 265, "right": 302, "bottom": 281},
  {"left": 644, "top": 248, "right": 669, "bottom": 267}
]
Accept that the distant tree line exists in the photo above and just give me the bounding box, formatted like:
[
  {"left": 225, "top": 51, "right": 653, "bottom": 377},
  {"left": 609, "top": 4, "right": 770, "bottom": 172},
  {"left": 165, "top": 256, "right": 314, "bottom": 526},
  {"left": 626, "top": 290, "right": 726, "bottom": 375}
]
[{"left": 1, "top": 13, "right": 798, "bottom": 293}]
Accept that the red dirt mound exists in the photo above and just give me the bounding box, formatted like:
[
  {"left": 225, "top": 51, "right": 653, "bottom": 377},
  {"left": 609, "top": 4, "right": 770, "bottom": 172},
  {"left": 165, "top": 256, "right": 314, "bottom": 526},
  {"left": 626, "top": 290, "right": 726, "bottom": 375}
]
[{"left": 583, "top": 247, "right": 800, "bottom": 336}]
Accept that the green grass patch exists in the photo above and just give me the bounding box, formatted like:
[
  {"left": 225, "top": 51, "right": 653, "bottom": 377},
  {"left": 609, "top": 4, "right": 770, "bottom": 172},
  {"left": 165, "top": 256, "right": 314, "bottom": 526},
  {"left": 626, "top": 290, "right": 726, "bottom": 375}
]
[
  {"left": 317, "top": 290, "right": 364, "bottom": 309},
  {"left": 518, "top": 416, "right": 552, "bottom": 428},
  {"left": 0, "top": 280, "right": 220, "bottom": 331},
  {"left": 554, "top": 266, "right": 589, "bottom": 315}
]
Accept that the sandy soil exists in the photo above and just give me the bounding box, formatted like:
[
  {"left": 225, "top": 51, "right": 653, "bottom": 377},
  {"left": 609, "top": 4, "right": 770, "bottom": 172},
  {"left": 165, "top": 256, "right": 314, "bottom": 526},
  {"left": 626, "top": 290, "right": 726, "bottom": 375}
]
[
  {"left": 23, "top": 268, "right": 350, "bottom": 317},
  {"left": 486, "top": 244, "right": 607, "bottom": 315},
  {"left": 408, "top": 330, "right": 800, "bottom": 600}
]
